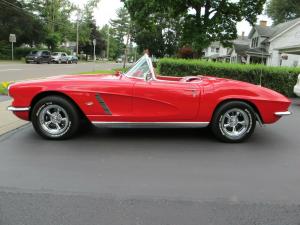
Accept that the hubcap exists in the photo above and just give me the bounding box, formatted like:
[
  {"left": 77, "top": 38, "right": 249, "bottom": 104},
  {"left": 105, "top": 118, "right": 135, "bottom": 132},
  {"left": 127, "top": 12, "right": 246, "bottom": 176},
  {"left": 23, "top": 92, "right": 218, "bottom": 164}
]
[
  {"left": 220, "top": 108, "right": 250, "bottom": 140},
  {"left": 39, "top": 105, "right": 69, "bottom": 136}
]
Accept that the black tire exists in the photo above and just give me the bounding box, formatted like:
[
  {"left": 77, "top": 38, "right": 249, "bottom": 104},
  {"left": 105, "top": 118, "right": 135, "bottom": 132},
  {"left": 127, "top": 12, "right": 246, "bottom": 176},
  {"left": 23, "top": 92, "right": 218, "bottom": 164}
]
[
  {"left": 31, "top": 96, "right": 80, "bottom": 140},
  {"left": 210, "top": 101, "right": 256, "bottom": 143}
]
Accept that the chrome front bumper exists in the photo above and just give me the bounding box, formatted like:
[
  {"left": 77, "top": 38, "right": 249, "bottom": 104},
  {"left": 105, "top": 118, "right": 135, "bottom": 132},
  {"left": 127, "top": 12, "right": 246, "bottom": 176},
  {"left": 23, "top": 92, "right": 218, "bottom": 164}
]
[
  {"left": 274, "top": 111, "right": 292, "bottom": 116},
  {"left": 7, "top": 106, "right": 30, "bottom": 112}
]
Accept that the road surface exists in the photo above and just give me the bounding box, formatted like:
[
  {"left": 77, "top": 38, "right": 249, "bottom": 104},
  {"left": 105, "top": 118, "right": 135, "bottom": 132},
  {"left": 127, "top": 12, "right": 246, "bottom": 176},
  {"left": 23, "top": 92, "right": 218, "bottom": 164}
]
[
  {"left": 0, "top": 62, "right": 122, "bottom": 82},
  {"left": 0, "top": 103, "right": 299, "bottom": 225}
]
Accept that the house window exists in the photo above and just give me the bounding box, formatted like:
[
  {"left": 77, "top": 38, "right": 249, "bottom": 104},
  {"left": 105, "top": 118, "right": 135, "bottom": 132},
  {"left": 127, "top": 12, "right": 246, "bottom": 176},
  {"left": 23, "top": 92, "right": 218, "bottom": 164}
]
[
  {"left": 216, "top": 48, "right": 220, "bottom": 53},
  {"left": 251, "top": 37, "right": 259, "bottom": 48},
  {"left": 211, "top": 47, "right": 215, "bottom": 52}
]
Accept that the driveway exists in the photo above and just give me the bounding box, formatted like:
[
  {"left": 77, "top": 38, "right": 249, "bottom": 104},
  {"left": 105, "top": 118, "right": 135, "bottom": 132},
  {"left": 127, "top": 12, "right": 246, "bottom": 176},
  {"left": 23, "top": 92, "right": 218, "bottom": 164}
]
[
  {"left": 0, "top": 62, "right": 123, "bottom": 82},
  {"left": 0, "top": 104, "right": 299, "bottom": 225}
]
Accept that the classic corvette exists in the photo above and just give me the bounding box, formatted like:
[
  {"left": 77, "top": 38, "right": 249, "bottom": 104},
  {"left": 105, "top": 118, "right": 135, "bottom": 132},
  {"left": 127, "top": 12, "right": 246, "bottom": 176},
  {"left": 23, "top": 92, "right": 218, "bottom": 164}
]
[{"left": 8, "top": 54, "right": 291, "bottom": 142}]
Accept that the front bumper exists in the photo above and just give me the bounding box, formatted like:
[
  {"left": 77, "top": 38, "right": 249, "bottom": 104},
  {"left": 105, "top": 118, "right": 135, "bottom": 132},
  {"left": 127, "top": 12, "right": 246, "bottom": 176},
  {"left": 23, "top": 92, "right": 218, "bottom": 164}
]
[
  {"left": 274, "top": 111, "right": 292, "bottom": 116},
  {"left": 7, "top": 106, "right": 31, "bottom": 112}
]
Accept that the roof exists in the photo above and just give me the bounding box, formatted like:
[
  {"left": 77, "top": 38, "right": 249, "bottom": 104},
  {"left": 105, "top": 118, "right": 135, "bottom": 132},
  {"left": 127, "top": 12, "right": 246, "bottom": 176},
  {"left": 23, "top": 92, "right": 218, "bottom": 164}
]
[
  {"left": 233, "top": 43, "right": 250, "bottom": 56},
  {"left": 249, "top": 17, "right": 300, "bottom": 40},
  {"left": 245, "top": 47, "right": 270, "bottom": 56}
]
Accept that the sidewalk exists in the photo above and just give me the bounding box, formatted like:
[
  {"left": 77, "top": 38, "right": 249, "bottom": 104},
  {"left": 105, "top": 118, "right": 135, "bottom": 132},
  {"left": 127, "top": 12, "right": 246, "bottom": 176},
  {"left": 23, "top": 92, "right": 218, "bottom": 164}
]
[{"left": 0, "top": 100, "right": 28, "bottom": 136}]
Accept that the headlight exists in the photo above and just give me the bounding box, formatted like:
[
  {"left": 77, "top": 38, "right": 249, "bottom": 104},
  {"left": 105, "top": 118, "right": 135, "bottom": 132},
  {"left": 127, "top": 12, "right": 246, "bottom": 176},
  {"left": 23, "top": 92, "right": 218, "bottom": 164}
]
[{"left": 34, "top": 56, "right": 38, "bottom": 59}]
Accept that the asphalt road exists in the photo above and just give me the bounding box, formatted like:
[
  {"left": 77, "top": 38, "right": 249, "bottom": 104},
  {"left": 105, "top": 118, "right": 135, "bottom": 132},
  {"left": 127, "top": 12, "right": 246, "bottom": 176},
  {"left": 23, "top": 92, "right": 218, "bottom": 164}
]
[
  {"left": 0, "top": 103, "right": 300, "bottom": 225},
  {"left": 0, "top": 62, "right": 122, "bottom": 82}
]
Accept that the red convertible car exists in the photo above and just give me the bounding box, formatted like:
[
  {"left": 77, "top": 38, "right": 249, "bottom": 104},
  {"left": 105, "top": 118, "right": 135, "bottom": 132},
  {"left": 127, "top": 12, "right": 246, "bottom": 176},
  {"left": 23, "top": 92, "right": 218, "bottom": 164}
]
[{"left": 8, "top": 54, "right": 291, "bottom": 142}]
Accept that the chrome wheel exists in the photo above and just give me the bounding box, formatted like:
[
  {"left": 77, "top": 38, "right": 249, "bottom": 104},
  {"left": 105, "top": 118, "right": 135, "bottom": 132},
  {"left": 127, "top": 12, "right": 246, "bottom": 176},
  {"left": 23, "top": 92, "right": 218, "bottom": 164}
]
[
  {"left": 38, "top": 104, "right": 69, "bottom": 136},
  {"left": 220, "top": 108, "right": 250, "bottom": 140}
]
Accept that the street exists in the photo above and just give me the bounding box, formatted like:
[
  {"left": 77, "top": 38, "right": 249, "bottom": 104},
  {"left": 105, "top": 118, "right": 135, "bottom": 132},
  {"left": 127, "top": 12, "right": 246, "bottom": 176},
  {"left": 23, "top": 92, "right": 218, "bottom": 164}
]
[
  {"left": 0, "top": 103, "right": 299, "bottom": 225},
  {"left": 0, "top": 62, "right": 122, "bottom": 82}
]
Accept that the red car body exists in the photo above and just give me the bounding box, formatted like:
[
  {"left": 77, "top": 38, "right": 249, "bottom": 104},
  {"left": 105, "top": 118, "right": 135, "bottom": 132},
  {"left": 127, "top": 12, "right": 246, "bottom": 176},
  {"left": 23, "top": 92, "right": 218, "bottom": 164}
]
[
  {"left": 7, "top": 54, "right": 291, "bottom": 142},
  {"left": 9, "top": 73, "right": 290, "bottom": 124}
]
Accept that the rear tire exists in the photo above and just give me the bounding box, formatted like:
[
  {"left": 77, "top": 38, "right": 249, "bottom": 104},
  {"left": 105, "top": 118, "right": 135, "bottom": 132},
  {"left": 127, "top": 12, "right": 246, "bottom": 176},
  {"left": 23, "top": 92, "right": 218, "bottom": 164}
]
[
  {"left": 31, "top": 96, "right": 80, "bottom": 140},
  {"left": 211, "top": 101, "right": 256, "bottom": 143}
]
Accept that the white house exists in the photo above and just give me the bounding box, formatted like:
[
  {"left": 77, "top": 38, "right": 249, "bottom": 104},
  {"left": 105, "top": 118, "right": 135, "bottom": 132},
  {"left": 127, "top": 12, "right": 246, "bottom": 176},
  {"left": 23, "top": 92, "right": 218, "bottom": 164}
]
[
  {"left": 203, "top": 34, "right": 249, "bottom": 62},
  {"left": 232, "top": 19, "right": 300, "bottom": 67}
]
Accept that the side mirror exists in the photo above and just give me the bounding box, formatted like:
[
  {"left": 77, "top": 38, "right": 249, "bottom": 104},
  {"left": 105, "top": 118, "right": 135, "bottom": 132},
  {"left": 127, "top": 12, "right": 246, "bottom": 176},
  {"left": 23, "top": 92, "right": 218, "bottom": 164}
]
[
  {"left": 145, "top": 72, "right": 152, "bottom": 82},
  {"left": 115, "top": 70, "right": 121, "bottom": 76}
]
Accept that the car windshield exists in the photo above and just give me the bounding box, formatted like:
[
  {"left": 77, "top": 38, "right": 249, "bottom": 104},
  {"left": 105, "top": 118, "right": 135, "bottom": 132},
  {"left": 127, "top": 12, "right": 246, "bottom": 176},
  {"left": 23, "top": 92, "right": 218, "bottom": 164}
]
[
  {"left": 30, "top": 51, "right": 38, "bottom": 55},
  {"left": 52, "top": 52, "right": 59, "bottom": 56},
  {"left": 125, "top": 54, "right": 155, "bottom": 79}
]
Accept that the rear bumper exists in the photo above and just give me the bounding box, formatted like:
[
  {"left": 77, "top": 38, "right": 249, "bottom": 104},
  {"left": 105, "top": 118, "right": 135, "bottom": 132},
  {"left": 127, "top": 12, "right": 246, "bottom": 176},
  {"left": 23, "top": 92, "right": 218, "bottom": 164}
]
[{"left": 274, "top": 111, "right": 292, "bottom": 116}]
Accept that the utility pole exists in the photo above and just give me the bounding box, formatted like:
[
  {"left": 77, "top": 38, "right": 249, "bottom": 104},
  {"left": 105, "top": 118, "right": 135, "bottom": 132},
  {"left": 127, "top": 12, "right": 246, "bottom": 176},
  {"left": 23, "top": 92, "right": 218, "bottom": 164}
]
[
  {"left": 123, "top": 31, "right": 130, "bottom": 69},
  {"left": 106, "top": 26, "right": 110, "bottom": 59},
  {"left": 93, "top": 39, "right": 96, "bottom": 72},
  {"left": 76, "top": 10, "right": 81, "bottom": 56}
]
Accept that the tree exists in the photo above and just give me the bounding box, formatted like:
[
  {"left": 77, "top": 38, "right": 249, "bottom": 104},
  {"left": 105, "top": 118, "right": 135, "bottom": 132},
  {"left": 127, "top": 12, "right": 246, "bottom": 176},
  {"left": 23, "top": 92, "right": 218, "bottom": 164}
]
[
  {"left": 0, "top": 0, "right": 46, "bottom": 46},
  {"left": 27, "top": 0, "right": 76, "bottom": 42},
  {"left": 110, "top": 7, "right": 132, "bottom": 65},
  {"left": 77, "top": 0, "right": 107, "bottom": 59},
  {"left": 123, "top": 0, "right": 266, "bottom": 56},
  {"left": 45, "top": 32, "right": 61, "bottom": 50},
  {"left": 267, "top": 0, "right": 300, "bottom": 25}
]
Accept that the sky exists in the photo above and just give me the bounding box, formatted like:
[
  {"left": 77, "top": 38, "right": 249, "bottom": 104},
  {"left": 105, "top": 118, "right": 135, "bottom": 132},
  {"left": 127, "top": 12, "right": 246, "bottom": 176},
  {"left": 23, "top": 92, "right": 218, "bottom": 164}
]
[{"left": 71, "top": 0, "right": 273, "bottom": 36}]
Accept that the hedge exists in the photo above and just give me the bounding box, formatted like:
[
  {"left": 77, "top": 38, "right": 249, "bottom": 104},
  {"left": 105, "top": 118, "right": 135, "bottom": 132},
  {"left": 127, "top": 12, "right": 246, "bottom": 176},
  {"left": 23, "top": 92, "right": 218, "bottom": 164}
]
[{"left": 157, "top": 58, "right": 300, "bottom": 97}]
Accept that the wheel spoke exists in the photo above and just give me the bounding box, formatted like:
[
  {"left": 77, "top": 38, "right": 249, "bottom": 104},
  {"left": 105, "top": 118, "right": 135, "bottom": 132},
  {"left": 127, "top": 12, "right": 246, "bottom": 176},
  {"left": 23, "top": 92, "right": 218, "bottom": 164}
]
[
  {"left": 224, "top": 123, "right": 231, "bottom": 128},
  {"left": 55, "top": 123, "right": 61, "bottom": 130},
  {"left": 45, "top": 121, "right": 52, "bottom": 126},
  {"left": 46, "top": 110, "right": 52, "bottom": 116},
  {"left": 238, "top": 120, "right": 246, "bottom": 126}
]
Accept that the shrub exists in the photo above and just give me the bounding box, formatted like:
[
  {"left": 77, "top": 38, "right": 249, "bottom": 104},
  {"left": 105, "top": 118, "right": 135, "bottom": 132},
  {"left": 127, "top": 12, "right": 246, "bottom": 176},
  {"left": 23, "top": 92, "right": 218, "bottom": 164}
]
[
  {"left": 0, "top": 81, "right": 11, "bottom": 95},
  {"left": 157, "top": 58, "right": 299, "bottom": 97},
  {"left": 0, "top": 41, "right": 11, "bottom": 60},
  {"left": 15, "top": 47, "right": 38, "bottom": 59}
]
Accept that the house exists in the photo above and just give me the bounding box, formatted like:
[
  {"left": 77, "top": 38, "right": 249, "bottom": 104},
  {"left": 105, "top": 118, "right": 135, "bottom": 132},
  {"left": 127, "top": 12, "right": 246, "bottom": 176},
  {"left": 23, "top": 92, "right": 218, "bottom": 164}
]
[
  {"left": 231, "top": 18, "right": 300, "bottom": 67},
  {"left": 203, "top": 34, "right": 250, "bottom": 62}
]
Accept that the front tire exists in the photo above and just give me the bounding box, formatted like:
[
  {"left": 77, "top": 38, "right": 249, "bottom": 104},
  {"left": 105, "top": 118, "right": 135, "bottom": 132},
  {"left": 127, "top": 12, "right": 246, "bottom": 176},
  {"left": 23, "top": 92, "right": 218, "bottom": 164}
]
[
  {"left": 211, "top": 101, "right": 256, "bottom": 143},
  {"left": 31, "top": 96, "right": 80, "bottom": 140}
]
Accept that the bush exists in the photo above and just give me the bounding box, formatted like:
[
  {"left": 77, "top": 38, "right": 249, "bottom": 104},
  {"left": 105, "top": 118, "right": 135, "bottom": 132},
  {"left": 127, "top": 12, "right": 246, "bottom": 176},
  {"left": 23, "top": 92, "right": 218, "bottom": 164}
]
[
  {"left": 15, "top": 47, "right": 38, "bottom": 59},
  {"left": 0, "top": 41, "right": 11, "bottom": 60},
  {"left": 158, "top": 58, "right": 299, "bottom": 97}
]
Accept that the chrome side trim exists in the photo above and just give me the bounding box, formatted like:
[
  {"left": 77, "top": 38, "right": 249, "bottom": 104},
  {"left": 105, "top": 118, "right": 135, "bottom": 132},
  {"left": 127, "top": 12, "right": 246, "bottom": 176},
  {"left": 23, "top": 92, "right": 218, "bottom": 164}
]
[
  {"left": 92, "top": 121, "right": 210, "bottom": 128},
  {"left": 274, "top": 111, "right": 292, "bottom": 116},
  {"left": 95, "top": 94, "right": 112, "bottom": 115},
  {"left": 7, "top": 106, "right": 30, "bottom": 112}
]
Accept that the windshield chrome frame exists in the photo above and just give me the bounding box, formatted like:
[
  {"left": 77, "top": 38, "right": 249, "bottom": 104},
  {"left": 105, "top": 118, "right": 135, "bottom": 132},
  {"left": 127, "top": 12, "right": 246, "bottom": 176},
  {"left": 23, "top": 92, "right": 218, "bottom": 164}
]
[{"left": 124, "top": 54, "right": 156, "bottom": 80}]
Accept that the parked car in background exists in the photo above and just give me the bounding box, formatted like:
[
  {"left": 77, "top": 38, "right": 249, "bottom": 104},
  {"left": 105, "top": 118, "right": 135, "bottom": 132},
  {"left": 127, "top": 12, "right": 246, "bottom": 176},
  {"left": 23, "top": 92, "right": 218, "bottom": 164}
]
[
  {"left": 8, "top": 54, "right": 291, "bottom": 142},
  {"left": 116, "top": 57, "right": 122, "bottom": 63},
  {"left": 67, "top": 55, "right": 78, "bottom": 64},
  {"left": 51, "top": 52, "right": 68, "bottom": 64},
  {"left": 294, "top": 74, "right": 300, "bottom": 97},
  {"left": 25, "top": 50, "right": 51, "bottom": 64}
]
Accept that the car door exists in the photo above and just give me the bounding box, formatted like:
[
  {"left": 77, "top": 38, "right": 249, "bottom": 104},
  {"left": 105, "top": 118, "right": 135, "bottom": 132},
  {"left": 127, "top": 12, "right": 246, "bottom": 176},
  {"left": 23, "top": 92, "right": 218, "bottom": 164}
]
[
  {"left": 133, "top": 79, "right": 200, "bottom": 121},
  {"left": 61, "top": 53, "right": 68, "bottom": 63}
]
